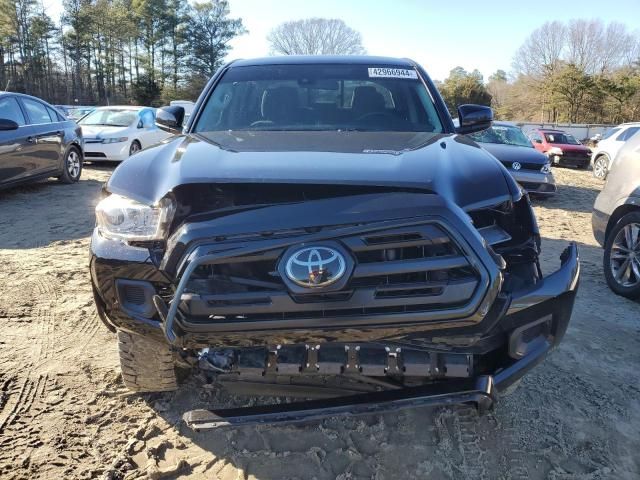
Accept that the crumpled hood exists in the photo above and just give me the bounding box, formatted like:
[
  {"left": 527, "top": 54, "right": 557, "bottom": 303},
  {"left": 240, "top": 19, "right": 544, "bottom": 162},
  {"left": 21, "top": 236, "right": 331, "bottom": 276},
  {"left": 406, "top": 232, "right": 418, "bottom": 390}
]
[
  {"left": 106, "top": 131, "right": 521, "bottom": 211},
  {"left": 480, "top": 143, "right": 549, "bottom": 165},
  {"left": 81, "top": 125, "right": 128, "bottom": 138}
]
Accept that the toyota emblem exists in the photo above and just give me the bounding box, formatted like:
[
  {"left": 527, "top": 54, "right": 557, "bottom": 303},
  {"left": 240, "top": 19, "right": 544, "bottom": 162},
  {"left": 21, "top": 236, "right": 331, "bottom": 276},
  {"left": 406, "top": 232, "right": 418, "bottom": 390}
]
[
  {"left": 284, "top": 246, "right": 347, "bottom": 288},
  {"left": 512, "top": 161, "right": 522, "bottom": 171}
]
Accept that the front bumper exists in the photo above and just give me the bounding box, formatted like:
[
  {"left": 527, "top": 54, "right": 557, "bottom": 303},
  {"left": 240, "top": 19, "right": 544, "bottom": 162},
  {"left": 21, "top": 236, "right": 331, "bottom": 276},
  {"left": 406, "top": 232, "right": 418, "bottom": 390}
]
[
  {"left": 182, "top": 241, "right": 579, "bottom": 430},
  {"left": 511, "top": 170, "right": 557, "bottom": 195},
  {"left": 84, "top": 141, "right": 130, "bottom": 161},
  {"left": 549, "top": 152, "right": 590, "bottom": 167}
]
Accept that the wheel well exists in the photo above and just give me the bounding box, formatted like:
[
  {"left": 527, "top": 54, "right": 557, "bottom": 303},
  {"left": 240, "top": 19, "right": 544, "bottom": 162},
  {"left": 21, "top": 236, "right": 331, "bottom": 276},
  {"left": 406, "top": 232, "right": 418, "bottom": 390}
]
[
  {"left": 70, "top": 141, "right": 82, "bottom": 154},
  {"left": 606, "top": 204, "right": 640, "bottom": 241}
]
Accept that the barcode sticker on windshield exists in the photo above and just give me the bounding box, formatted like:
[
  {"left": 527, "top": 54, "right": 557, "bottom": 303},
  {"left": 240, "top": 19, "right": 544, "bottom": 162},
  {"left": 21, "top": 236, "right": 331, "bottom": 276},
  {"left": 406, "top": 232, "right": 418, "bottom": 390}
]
[{"left": 368, "top": 68, "right": 418, "bottom": 79}]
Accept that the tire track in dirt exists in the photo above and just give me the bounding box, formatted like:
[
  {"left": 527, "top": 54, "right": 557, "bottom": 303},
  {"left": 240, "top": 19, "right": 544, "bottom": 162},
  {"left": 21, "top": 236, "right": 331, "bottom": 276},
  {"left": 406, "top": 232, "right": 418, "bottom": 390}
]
[
  {"left": 452, "top": 407, "right": 489, "bottom": 480},
  {"left": 0, "top": 257, "right": 61, "bottom": 473}
]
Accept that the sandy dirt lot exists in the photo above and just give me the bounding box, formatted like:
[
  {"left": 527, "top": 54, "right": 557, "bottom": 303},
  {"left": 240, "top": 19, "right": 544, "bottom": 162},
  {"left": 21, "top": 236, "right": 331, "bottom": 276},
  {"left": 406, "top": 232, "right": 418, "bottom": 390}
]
[{"left": 0, "top": 165, "right": 639, "bottom": 480}]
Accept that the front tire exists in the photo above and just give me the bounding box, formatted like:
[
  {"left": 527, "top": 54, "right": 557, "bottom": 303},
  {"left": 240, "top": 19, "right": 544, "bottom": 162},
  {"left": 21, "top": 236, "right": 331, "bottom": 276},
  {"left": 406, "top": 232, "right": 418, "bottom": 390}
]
[
  {"left": 58, "top": 146, "right": 82, "bottom": 184},
  {"left": 129, "top": 140, "right": 142, "bottom": 157},
  {"left": 603, "top": 212, "right": 640, "bottom": 299},
  {"left": 117, "top": 330, "right": 178, "bottom": 392},
  {"left": 593, "top": 155, "right": 609, "bottom": 179}
]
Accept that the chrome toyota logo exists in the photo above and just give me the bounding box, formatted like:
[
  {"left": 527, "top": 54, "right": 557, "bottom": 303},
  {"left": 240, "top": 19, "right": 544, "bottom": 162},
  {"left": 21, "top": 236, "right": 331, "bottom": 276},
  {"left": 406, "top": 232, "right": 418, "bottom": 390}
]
[
  {"left": 284, "top": 246, "right": 346, "bottom": 288},
  {"left": 512, "top": 161, "right": 522, "bottom": 171}
]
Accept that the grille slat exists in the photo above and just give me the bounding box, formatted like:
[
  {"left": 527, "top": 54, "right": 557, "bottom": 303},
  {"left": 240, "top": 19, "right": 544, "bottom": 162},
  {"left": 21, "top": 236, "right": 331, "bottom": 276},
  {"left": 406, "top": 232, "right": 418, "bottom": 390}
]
[
  {"left": 182, "top": 278, "right": 478, "bottom": 317},
  {"left": 352, "top": 255, "right": 469, "bottom": 278}
]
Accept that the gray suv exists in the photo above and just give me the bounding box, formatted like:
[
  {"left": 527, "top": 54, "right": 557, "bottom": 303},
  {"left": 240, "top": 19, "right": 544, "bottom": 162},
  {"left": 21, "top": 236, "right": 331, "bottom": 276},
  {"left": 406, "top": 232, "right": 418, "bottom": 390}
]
[{"left": 592, "top": 133, "right": 640, "bottom": 298}]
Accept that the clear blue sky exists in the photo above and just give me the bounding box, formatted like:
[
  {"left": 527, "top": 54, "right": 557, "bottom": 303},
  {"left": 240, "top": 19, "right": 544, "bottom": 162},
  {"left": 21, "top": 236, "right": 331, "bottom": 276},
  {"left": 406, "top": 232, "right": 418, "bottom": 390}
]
[{"left": 46, "top": 0, "right": 640, "bottom": 82}]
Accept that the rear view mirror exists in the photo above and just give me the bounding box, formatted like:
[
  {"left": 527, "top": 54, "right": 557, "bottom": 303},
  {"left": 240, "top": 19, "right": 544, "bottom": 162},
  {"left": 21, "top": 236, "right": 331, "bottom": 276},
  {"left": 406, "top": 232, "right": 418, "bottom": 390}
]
[
  {"left": 533, "top": 138, "right": 542, "bottom": 144},
  {"left": 455, "top": 105, "right": 493, "bottom": 135},
  {"left": 156, "top": 106, "right": 185, "bottom": 134},
  {"left": 0, "top": 118, "right": 19, "bottom": 131}
]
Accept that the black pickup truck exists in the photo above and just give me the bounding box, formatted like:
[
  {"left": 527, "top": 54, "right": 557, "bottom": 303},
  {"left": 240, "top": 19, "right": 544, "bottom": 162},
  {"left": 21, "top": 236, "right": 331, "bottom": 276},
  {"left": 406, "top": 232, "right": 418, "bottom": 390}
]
[{"left": 90, "top": 56, "right": 579, "bottom": 429}]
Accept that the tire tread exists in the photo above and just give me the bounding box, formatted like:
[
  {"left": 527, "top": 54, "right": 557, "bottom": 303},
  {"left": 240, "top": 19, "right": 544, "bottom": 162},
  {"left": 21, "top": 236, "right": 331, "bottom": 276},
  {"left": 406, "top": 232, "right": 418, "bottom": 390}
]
[{"left": 117, "top": 330, "right": 178, "bottom": 392}]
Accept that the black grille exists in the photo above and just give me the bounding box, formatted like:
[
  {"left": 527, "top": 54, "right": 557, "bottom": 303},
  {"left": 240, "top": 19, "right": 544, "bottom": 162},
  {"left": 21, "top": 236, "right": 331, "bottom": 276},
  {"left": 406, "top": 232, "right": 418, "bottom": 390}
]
[
  {"left": 520, "top": 182, "right": 556, "bottom": 193},
  {"left": 123, "top": 285, "right": 146, "bottom": 305},
  {"left": 179, "top": 222, "right": 481, "bottom": 323},
  {"left": 558, "top": 152, "right": 589, "bottom": 165},
  {"left": 503, "top": 161, "right": 544, "bottom": 171}
]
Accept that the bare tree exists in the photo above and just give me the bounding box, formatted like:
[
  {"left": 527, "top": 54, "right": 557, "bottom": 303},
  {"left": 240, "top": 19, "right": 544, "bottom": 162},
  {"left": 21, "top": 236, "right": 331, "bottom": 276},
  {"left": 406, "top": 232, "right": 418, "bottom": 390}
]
[
  {"left": 513, "top": 21, "right": 566, "bottom": 77},
  {"left": 566, "top": 19, "right": 603, "bottom": 73},
  {"left": 268, "top": 18, "right": 365, "bottom": 55}
]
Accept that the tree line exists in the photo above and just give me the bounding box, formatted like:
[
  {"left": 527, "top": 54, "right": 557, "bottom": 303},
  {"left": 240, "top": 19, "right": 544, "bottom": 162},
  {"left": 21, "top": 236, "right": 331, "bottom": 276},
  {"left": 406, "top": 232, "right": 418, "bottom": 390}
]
[
  {"left": 2, "top": 8, "right": 639, "bottom": 124},
  {"left": 439, "top": 20, "right": 640, "bottom": 125},
  {"left": 0, "top": 0, "right": 245, "bottom": 106}
]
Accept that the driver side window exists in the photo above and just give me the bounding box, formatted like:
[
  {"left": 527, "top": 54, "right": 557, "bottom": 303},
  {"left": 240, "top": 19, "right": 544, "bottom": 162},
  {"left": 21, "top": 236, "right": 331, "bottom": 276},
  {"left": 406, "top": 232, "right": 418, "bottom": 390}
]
[{"left": 0, "top": 97, "right": 26, "bottom": 125}]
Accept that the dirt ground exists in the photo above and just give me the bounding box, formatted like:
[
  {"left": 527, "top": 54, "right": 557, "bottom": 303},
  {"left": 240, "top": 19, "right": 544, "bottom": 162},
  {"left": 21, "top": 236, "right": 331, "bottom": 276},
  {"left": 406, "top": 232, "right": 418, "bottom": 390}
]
[{"left": 0, "top": 164, "right": 639, "bottom": 480}]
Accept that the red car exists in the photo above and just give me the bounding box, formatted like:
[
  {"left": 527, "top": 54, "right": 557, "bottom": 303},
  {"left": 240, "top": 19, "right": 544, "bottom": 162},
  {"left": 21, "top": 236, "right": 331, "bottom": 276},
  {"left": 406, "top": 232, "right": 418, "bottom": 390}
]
[{"left": 528, "top": 128, "right": 590, "bottom": 168}]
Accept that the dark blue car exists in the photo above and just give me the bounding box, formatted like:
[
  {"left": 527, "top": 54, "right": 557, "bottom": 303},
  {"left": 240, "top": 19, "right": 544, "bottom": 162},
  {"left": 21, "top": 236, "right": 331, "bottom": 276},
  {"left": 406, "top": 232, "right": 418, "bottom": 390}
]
[
  {"left": 469, "top": 121, "right": 556, "bottom": 196},
  {"left": 0, "top": 92, "right": 84, "bottom": 190}
]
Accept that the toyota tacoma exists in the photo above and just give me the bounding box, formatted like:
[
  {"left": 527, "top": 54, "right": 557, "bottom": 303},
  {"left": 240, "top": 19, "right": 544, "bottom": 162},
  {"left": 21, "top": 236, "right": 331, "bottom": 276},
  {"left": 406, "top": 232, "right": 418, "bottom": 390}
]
[{"left": 90, "top": 56, "right": 579, "bottom": 429}]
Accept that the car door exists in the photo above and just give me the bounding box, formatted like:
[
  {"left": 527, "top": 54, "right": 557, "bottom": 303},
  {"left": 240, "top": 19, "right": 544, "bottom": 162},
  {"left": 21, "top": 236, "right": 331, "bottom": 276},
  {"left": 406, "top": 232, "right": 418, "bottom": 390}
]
[
  {"left": 0, "top": 95, "right": 36, "bottom": 185},
  {"left": 19, "top": 97, "right": 64, "bottom": 175}
]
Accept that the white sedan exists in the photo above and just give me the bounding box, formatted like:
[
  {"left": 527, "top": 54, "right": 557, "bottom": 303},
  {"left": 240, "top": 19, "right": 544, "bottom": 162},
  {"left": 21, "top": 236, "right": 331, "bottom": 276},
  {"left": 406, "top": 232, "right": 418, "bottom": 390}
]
[{"left": 79, "top": 106, "right": 171, "bottom": 162}]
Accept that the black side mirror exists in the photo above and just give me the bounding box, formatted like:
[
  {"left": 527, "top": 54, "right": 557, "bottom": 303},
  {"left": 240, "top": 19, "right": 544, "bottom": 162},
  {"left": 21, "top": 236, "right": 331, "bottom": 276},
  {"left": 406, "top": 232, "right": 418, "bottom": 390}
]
[
  {"left": 156, "top": 106, "right": 185, "bottom": 133},
  {"left": 455, "top": 105, "right": 493, "bottom": 135},
  {"left": 0, "top": 118, "right": 19, "bottom": 131},
  {"left": 533, "top": 138, "right": 542, "bottom": 144}
]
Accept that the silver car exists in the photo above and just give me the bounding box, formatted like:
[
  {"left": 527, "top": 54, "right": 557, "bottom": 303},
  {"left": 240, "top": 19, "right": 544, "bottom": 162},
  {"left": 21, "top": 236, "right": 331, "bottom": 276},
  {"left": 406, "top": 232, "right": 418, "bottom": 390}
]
[{"left": 592, "top": 132, "right": 640, "bottom": 298}]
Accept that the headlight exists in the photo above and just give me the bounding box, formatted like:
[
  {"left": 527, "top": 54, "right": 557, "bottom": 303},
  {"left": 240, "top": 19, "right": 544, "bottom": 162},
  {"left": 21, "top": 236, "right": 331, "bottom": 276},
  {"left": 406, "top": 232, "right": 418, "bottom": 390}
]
[
  {"left": 540, "top": 163, "right": 551, "bottom": 174},
  {"left": 102, "top": 137, "right": 129, "bottom": 144},
  {"left": 548, "top": 147, "right": 563, "bottom": 155},
  {"left": 95, "top": 194, "right": 175, "bottom": 241}
]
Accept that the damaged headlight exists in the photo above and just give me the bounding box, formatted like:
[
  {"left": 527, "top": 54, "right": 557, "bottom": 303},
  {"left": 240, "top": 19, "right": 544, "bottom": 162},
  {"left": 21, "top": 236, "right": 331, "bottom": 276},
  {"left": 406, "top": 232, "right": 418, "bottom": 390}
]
[{"left": 95, "top": 194, "right": 175, "bottom": 241}]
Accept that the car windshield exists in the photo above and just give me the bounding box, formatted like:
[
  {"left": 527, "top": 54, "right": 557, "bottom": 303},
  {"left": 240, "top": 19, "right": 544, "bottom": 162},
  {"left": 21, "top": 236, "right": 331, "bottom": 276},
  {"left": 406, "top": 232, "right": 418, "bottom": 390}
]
[
  {"left": 468, "top": 125, "right": 532, "bottom": 147},
  {"left": 79, "top": 109, "right": 137, "bottom": 127},
  {"left": 544, "top": 132, "right": 580, "bottom": 145},
  {"left": 601, "top": 128, "right": 620, "bottom": 140},
  {"left": 194, "top": 64, "right": 444, "bottom": 133}
]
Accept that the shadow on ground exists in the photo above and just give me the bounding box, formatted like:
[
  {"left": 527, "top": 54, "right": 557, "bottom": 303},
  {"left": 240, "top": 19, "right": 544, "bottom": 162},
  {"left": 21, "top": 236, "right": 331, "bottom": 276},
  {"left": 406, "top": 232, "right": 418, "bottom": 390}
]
[{"left": 0, "top": 167, "right": 112, "bottom": 249}]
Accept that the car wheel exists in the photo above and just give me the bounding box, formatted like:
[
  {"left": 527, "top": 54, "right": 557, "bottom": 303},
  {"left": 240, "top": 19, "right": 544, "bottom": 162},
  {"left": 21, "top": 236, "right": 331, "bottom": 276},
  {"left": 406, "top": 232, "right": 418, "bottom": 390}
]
[
  {"left": 129, "top": 140, "right": 142, "bottom": 156},
  {"left": 603, "top": 212, "right": 640, "bottom": 299},
  {"left": 593, "top": 155, "right": 609, "bottom": 179},
  {"left": 58, "top": 146, "right": 82, "bottom": 184},
  {"left": 117, "top": 330, "right": 179, "bottom": 392}
]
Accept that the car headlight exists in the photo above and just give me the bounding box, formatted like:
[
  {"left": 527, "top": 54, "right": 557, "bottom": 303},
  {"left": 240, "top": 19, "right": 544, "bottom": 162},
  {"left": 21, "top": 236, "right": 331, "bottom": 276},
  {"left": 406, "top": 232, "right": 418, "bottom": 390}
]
[
  {"left": 95, "top": 194, "right": 175, "bottom": 241},
  {"left": 540, "top": 163, "right": 551, "bottom": 174},
  {"left": 102, "top": 137, "right": 129, "bottom": 144},
  {"left": 547, "top": 147, "right": 563, "bottom": 155}
]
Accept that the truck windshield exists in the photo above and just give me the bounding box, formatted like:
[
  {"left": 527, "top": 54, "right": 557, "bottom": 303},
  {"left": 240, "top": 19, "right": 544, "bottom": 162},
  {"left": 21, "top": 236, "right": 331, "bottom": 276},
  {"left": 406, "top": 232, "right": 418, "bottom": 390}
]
[
  {"left": 544, "top": 132, "right": 580, "bottom": 145},
  {"left": 194, "top": 64, "right": 444, "bottom": 133}
]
